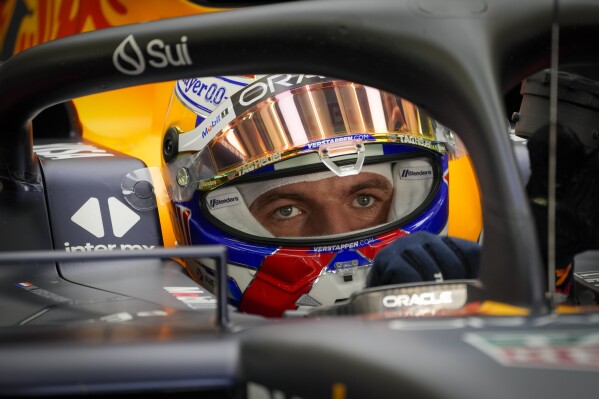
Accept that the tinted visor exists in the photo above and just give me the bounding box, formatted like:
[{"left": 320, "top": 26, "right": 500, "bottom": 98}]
[
  {"left": 208, "top": 80, "right": 440, "bottom": 170},
  {"left": 167, "top": 77, "right": 447, "bottom": 200}
]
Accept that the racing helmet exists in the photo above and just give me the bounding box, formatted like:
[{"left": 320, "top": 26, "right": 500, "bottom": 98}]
[{"left": 161, "top": 74, "right": 473, "bottom": 317}]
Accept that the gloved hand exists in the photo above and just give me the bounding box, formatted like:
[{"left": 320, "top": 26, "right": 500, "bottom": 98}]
[{"left": 366, "top": 231, "right": 480, "bottom": 288}]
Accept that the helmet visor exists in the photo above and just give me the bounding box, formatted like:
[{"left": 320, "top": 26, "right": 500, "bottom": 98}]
[
  {"left": 166, "top": 76, "right": 449, "bottom": 200},
  {"left": 202, "top": 155, "right": 442, "bottom": 241}
]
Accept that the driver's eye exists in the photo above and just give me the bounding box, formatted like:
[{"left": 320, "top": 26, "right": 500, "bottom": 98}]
[
  {"left": 276, "top": 205, "right": 300, "bottom": 218},
  {"left": 354, "top": 194, "right": 374, "bottom": 207}
]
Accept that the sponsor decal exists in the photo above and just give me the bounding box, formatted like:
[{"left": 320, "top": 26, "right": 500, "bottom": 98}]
[
  {"left": 199, "top": 180, "right": 218, "bottom": 190},
  {"left": 207, "top": 193, "right": 241, "bottom": 210},
  {"left": 70, "top": 197, "right": 140, "bottom": 239},
  {"left": 305, "top": 134, "right": 375, "bottom": 150},
  {"left": 178, "top": 104, "right": 236, "bottom": 152},
  {"left": 383, "top": 291, "right": 453, "bottom": 308},
  {"left": 15, "top": 282, "right": 71, "bottom": 303},
  {"left": 396, "top": 135, "right": 445, "bottom": 152},
  {"left": 199, "top": 108, "right": 230, "bottom": 139},
  {"left": 204, "top": 152, "right": 283, "bottom": 185},
  {"left": 233, "top": 74, "right": 328, "bottom": 110},
  {"left": 63, "top": 242, "right": 155, "bottom": 251},
  {"left": 34, "top": 143, "right": 113, "bottom": 160},
  {"left": 65, "top": 191, "right": 153, "bottom": 252},
  {"left": 313, "top": 238, "right": 376, "bottom": 252},
  {"left": 194, "top": 264, "right": 216, "bottom": 290},
  {"left": 399, "top": 166, "right": 433, "bottom": 180},
  {"left": 113, "top": 34, "right": 192, "bottom": 76},
  {"left": 164, "top": 286, "right": 217, "bottom": 310},
  {"left": 464, "top": 330, "right": 599, "bottom": 371},
  {"left": 238, "top": 153, "right": 282, "bottom": 175},
  {"left": 175, "top": 76, "right": 253, "bottom": 115}
]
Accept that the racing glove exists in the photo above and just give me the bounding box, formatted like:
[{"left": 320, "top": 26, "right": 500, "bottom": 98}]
[{"left": 366, "top": 231, "right": 480, "bottom": 288}]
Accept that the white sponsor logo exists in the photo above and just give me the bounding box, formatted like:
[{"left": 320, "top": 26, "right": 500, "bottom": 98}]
[
  {"left": 237, "top": 74, "right": 325, "bottom": 107},
  {"left": 306, "top": 134, "right": 372, "bottom": 150},
  {"left": 113, "top": 34, "right": 192, "bottom": 76},
  {"left": 63, "top": 242, "right": 155, "bottom": 251},
  {"left": 71, "top": 197, "right": 140, "bottom": 238},
  {"left": 382, "top": 291, "right": 453, "bottom": 308},
  {"left": 176, "top": 76, "right": 253, "bottom": 115},
  {"left": 34, "top": 143, "right": 113, "bottom": 160},
  {"left": 178, "top": 104, "right": 236, "bottom": 152},
  {"left": 313, "top": 238, "right": 376, "bottom": 252}
]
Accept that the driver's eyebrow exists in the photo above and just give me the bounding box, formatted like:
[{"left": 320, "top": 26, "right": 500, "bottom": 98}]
[
  {"left": 252, "top": 192, "right": 307, "bottom": 207},
  {"left": 347, "top": 179, "right": 393, "bottom": 195}
]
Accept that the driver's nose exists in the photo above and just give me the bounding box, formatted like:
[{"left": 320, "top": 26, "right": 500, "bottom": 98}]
[{"left": 310, "top": 207, "right": 354, "bottom": 236}]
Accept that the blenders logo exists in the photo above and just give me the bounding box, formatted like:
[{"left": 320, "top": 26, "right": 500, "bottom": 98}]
[
  {"left": 113, "top": 34, "right": 192, "bottom": 76},
  {"left": 399, "top": 166, "right": 433, "bottom": 180},
  {"left": 208, "top": 194, "right": 241, "bottom": 210}
]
